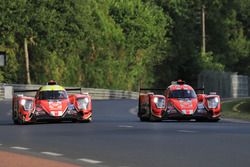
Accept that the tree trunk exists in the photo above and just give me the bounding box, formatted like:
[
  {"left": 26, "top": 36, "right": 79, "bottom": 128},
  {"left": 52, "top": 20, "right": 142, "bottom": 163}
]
[{"left": 24, "top": 38, "right": 31, "bottom": 84}]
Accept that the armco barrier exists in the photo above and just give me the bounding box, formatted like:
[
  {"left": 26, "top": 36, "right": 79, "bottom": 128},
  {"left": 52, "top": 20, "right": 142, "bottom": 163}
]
[
  {"left": 0, "top": 84, "right": 139, "bottom": 100},
  {"left": 0, "top": 84, "right": 4, "bottom": 100}
]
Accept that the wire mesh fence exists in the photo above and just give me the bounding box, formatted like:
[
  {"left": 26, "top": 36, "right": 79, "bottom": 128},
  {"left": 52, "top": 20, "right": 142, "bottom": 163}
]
[{"left": 198, "top": 70, "right": 249, "bottom": 98}]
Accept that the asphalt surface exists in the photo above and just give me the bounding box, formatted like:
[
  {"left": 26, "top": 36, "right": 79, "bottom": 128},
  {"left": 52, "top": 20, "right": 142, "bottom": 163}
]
[{"left": 1, "top": 99, "right": 250, "bottom": 167}]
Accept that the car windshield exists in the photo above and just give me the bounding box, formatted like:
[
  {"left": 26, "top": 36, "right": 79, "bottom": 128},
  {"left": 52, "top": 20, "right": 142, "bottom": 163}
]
[
  {"left": 169, "top": 90, "right": 197, "bottom": 98},
  {"left": 39, "top": 90, "right": 68, "bottom": 100}
]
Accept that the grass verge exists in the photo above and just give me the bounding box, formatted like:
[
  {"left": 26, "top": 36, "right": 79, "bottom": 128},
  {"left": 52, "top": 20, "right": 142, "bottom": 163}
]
[{"left": 222, "top": 98, "right": 250, "bottom": 121}]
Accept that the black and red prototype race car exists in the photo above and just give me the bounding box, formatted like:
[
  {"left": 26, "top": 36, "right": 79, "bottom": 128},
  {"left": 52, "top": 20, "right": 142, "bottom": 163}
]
[
  {"left": 138, "top": 80, "right": 221, "bottom": 122},
  {"left": 12, "top": 80, "right": 92, "bottom": 124}
]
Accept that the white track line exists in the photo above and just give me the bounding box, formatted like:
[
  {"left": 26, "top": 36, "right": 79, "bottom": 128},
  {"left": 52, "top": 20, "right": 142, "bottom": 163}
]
[
  {"left": 10, "top": 146, "right": 30, "bottom": 150},
  {"left": 118, "top": 125, "right": 134, "bottom": 128},
  {"left": 78, "top": 158, "right": 102, "bottom": 164},
  {"left": 41, "top": 152, "right": 63, "bottom": 157},
  {"left": 129, "top": 107, "right": 137, "bottom": 115},
  {"left": 7, "top": 110, "right": 12, "bottom": 116},
  {"left": 177, "top": 130, "right": 197, "bottom": 133}
]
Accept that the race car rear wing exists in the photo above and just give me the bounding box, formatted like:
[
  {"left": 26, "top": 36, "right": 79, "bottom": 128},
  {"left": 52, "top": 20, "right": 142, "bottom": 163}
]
[
  {"left": 13, "top": 89, "right": 37, "bottom": 93},
  {"left": 140, "top": 88, "right": 166, "bottom": 91},
  {"left": 194, "top": 88, "right": 205, "bottom": 94},
  {"left": 65, "top": 88, "right": 82, "bottom": 92},
  {"left": 65, "top": 88, "right": 86, "bottom": 94},
  {"left": 194, "top": 88, "right": 218, "bottom": 95},
  {"left": 139, "top": 88, "right": 167, "bottom": 95},
  {"left": 13, "top": 88, "right": 85, "bottom": 94}
]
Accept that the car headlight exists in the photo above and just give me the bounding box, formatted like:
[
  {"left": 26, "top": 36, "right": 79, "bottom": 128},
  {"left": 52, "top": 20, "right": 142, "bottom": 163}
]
[
  {"left": 207, "top": 97, "right": 219, "bottom": 109},
  {"left": 153, "top": 97, "right": 165, "bottom": 108},
  {"left": 77, "top": 98, "right": 89, "bottom": 110},
  {"left": 20, "top": 99, "right": 34, "bottom": 111}
]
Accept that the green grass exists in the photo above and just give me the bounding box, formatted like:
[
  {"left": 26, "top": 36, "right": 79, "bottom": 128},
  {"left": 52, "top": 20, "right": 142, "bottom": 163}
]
[{"left": 222, "top": 99, "right": 250, "bottom": 121}]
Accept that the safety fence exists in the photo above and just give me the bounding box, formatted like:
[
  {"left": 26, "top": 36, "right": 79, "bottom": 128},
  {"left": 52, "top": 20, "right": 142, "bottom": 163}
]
[
  {"left": 0, "top": 84, "right": 139, "bottom": 100},
  {"left": 198, "top": 70, "right": 249, "bottom": 98}
]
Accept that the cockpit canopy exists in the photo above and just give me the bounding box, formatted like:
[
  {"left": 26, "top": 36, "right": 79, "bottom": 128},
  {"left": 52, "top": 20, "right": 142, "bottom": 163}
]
[
  {"left": 169, "top": 89, "right": 197, "bottom": 98},
  {"left": 38, "top": 90, "right": 68, "bottom": 100}
]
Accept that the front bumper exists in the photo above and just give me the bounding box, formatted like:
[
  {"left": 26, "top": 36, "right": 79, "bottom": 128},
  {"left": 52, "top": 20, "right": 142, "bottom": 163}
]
[
  {"left": 162, "top": 108, "right": 220, "bottom": 120},
  {"left": 29, "top": 109, "right": 89, "bottom": 122}
]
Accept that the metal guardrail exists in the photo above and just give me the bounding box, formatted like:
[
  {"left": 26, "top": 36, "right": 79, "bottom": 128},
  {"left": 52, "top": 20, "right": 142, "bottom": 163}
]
[
  {"left": 0, "top": 84, "right": 139, "bottom": 100},
  {"left": 2, "top": 83, "right": 248, "bottom": 101},
  {"left": 0, "top": 85, "right": 4, "bottom": 100}
]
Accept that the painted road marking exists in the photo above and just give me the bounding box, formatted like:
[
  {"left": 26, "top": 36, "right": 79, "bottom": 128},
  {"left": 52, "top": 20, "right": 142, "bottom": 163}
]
[
  {"left": 10, "top": 146, "right": 30, "bottom": 150},
  {"left": 177, "top": 130, "right": 197, "bottom": 133},
  {"left": 118, "top": 125, "right": 134, "bottom": 128},
  {"left": 41, "top": 152, "right": 63, "bottom": 157},
  {"left": 7, "top": 111, "right": 11, "bottom": 116},
  {"left": 129, "top": 107, "right": 137, "bottom": 115},
  {"left": 78, "top": 158, "right": 102, "bottom": 164}
]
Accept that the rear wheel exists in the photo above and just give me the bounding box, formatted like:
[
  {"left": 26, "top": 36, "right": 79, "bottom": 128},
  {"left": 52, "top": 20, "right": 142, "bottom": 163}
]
[
  {"left": 13, "top": 115, "right": 19, "bottom": 124},
  {"left": 13, "top": 119, "right": 19, "bottom": 125},
  {"left": 17, "top": 118, "right": 24, "bottom": 125},
  {"left": 13, "top": 110, "right": 24, "bottom": 125},
  {"left": 138, "top": 108, "right": 150, "bottom": 122}
]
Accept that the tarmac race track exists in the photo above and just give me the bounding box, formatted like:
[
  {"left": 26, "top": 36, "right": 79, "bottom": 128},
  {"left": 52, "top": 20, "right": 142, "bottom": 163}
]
[{"left": 0, "top": 99, "right": 250, "bottom": 167}]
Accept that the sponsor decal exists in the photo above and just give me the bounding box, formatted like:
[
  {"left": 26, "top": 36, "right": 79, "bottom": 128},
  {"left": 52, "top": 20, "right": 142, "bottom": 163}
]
[
  {"left": 182, "top": 109, "right": 194, "bottom": 115},
  {"left": 50, "top": 111, "right": 63, "bottom": 117},
  {"left": 49, "top": 101, "right": 62, "bottom": 110},
  {"left": 180, "top": 99, "right": 193, "bottom": 108}
]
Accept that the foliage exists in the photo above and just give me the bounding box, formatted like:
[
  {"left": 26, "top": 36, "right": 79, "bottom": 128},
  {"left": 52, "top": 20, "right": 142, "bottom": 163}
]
[{"left": 0, "top": 0, "right": 249, "bottom": 89}]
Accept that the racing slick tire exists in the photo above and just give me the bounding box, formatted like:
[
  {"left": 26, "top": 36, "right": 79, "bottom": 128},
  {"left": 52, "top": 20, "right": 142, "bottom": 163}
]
[
  {"left": 12, "top": 110, "right": 25, "bottom": 125},
  {"left": 15, "top": 117, "right": 25, "bottom": 125},
  {"left": 209, "top": 118, "right": 220, "bottom": 122},
  {"left": 148, "top": 113, "right": 162, "bottom": 122},
  {"left": 196, "top": 118, "right": 220, "bottom": 122},
  {"left": 195, "top": 118, "right": 207, "bottom": 122},
  {"left": 139, "top": 111, "right": 161, "bottom": 122},
  {"left": 138, "top": 108, "right": 150, "bottom": 122},
  {"left": 140, "top": 116, "right": 150, "bottom": 122},
  {"left": 79, "top": 116, "right": 92, "bottom": 123},
  {"left": 85, "top": 116, "right": 92, "bottom": 123}
]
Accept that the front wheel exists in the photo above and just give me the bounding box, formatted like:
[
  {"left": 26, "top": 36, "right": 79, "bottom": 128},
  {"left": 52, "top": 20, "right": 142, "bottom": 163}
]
[
  {"left": 140, "top": 116, "right": 149, "bottom": 122},
  {"left": 86, "top": 116, "right": 92, "bottom": 123},
  {"left": 149, "top": 114, "right": 162, "bottom": 122},
  {"left": 209, "top": 118, "right": 220, "bottom": 122},
  {"left": 80, "top": 116, "right": 92, "bottom": 123}
]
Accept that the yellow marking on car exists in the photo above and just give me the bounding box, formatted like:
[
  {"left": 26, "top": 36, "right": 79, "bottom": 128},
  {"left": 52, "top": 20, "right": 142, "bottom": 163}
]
[{"left": 40, "top": 85, "right": 65, "bottom": 91}]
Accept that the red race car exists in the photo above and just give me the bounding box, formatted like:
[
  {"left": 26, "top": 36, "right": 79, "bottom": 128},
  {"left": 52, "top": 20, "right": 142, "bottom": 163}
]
[
  {"left": 138, "top": 80, "right": 221, "bottom": 122},
  {"left": 12, "top": 80, "right": 92, "bottom": 124}
]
